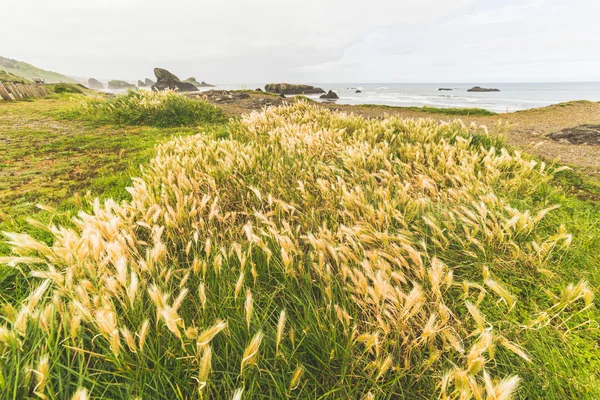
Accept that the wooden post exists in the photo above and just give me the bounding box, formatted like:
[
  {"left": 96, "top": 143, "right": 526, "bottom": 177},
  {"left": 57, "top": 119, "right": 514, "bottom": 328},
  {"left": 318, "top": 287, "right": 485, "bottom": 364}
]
[
  {"left": 29, "top": 85, "right": 41, "bottom": 98},
  {"left": 24, "top": 84, "right": 36, "bottom": 98},
  {"left": 5, "top": 82, "right": 22, "bottom": 99},
  {"left": 0, "top": 83, "right": 12, "bottom": 101},
  {"left": 14, "top": 83, "right": 27, "bottom": 99}
]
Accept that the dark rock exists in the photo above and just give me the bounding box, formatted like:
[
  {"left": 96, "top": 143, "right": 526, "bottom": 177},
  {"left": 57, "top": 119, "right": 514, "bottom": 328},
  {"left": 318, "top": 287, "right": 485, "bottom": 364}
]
[
  {"left": 548, "top": 124, "right": 600, "bottom": 146},
  {"left": 320, "top": 90, "right": 339, "bottom": 100},
  {"left": 145, "top": 78, "right": 155, "bottom": 86},
  {"left": 183, "top": 77, "right": 216, "bottom": 87},
  {"left": 355, "top": 90, "right": 362, "bottom": 93},
  {"left": 151, "top": 68, "right": 198, "bottom": 92},
  {"left": 255, "top": 88, "right": 263, "bottom": 92},
  {"left": 265, "top": 83, "right": 325, "bottom": 95},
  {"left": 438, "top": 88, "right": 452, "bottom": 91},
  {"left": 280, "top": 93, "right": 286, "bottom": 98},
  {"left": 87, "top": 78, "right": 104, "bottom": 90},
  {"left": 107, "top": 80, "right": 135, "bottom": 89},
  {"left": 467, "top": 86, "right": 500, "bottom": 92}
]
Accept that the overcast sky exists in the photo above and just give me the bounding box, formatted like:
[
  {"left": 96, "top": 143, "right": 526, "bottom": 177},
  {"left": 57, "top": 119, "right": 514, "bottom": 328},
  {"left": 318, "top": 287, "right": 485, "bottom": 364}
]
[{"left": 2, "top": 0, "right": 599, "bottom": 83}]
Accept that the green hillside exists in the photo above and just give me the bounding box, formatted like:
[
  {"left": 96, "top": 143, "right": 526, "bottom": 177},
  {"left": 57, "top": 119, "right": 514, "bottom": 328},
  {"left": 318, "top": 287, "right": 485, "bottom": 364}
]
[
  {"left": 0, "top": 70, "right": 32, "bottom": 84},
  {"left": 0, "top": 55, "right": 76, "bottom": 83}
]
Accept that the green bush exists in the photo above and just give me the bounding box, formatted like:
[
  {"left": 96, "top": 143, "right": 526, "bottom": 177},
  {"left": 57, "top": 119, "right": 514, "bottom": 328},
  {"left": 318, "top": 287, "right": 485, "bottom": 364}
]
[
  {"left": 68, "top": 89, "right": 225, "bottom": 127},
  {"left": 52, "top": 83, "right": 84, "bottom": 94}
]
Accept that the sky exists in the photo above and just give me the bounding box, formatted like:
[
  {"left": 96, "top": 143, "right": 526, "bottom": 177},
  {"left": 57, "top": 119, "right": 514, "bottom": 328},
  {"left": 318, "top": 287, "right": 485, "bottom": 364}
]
[{"left": 2, "top": 0, "right": 599, "bottom": 83}]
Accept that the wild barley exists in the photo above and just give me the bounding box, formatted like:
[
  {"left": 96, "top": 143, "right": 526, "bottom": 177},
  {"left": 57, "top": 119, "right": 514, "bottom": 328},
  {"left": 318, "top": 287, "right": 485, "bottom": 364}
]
[
  {"left": 289, "top": 364, "right": 304, "bottom": 390},
  {"left": 198, "top": 283, "right": 207, "bottom": 309},
  {"left": 240, "top": 331, "right": 263, "bottom": 374},
  {"left": 245, "top": 290, "right": 253, "bottom": 330},
  {"left": 276, "top": 309, "right": 286, "bottom": 355},
  {"left": 71, "top": 388, "right": 89, "bottom": 400},
  {"left": 138, "top": 320, "right": 150, "bottom": 352},
  {"left": 483, "top": 371, "right": 520, "bottom": 400},
  {"left": 197, "top": 320, "right": 228, "bottom": 347},
  {"left": 197, "top": 345, "right": 212, "bottom": 391},
  {"left": 231, "top": 388, "right": 244, "bottom": 400}
]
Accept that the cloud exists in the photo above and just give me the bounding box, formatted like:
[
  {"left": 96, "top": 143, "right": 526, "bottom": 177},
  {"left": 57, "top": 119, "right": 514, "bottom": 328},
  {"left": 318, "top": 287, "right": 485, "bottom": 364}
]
[{"left": 1, "top": 0, "right": 598, "bottom": 82}]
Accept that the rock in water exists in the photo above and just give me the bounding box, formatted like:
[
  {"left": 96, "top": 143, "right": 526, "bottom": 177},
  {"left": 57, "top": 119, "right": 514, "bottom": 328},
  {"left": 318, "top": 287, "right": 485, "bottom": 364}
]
[
  {"left": 88, "top": 78, "right": 104, "bottom": 90},
  {"left": 438, "top": 88, "right": 452, "bottom": 91},
  {"left": 255, "top": 88, "right": 263, "bottom": 92},
  {"left": 320, "top": 90, "right": 339, "bottom": 100},
  {"left": 151, "top": 68, "right": 198, "bottom": 92},
  {"left": 355, "top": 90, "right": 362, "bottom": 93},
  {"left": 107, "top": 80, "right": 135, "bottom": 89},
  {"left": 467, "top": 86, "right": 500, "bottom": 92},
  {"left": 265, "top": 83, "right": 325, "bottom": 95},
  {"left": 145, "top": 78, "right": 156, "bottom": 86},
  {"left": 184, "top": 77, "right": 216, "bottom": 87}
]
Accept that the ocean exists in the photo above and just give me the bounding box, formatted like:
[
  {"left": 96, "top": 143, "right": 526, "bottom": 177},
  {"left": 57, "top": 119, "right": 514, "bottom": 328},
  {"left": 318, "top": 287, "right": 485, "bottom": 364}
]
[{"left": 198, "top": 82, "right": 600, "bottom": 113}]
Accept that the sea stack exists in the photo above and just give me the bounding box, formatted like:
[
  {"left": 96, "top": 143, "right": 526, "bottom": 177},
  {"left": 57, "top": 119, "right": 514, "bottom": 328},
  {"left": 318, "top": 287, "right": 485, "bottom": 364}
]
[
  {"left": 87, "top": 78, "right": 104, "bottom": 90},
  {"left": 107, "top": 80, "right": 135, "bottom": 89},
  {"left": 265, "top": 83, "right": 325, "bottom": 95},
  {"left": 467, "top": 86, "right": 500, "bottom": 92},
  {"left": 151, "top": 68, "right": 198, "bottom": 92},
  {"left": 320, "top": 90, "right": 339, "bottom": 100}
]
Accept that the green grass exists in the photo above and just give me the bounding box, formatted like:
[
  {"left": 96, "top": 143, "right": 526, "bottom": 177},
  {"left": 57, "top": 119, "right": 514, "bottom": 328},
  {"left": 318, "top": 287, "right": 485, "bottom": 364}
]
[
  {"left": 0, "top": 99, "right": 599, "bottom": 399},
  {"left": 0, "top": 70, "right": 32, "bottom": 84},
  {"left": 0, "top": 55, "right": 77, "bottom": 84},
  {"left": 0, "top": 98, "right": 227, "bottom": 257},
  {"left": 359, "top": 103, "right": 497, "bottom": 116},
  {"left": 60, "top": 90, "right": 226, "bottom": 127}
]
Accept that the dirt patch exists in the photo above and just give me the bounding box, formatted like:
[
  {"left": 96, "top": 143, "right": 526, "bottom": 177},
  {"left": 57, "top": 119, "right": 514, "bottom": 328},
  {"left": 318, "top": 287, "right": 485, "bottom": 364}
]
[{"left": 548, "top": 124, "right": 600, "bottom": 146}]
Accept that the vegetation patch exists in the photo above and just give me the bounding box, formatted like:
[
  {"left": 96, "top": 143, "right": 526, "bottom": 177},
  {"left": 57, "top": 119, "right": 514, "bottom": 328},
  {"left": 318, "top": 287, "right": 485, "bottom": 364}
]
[
  {"left": 0, "top": 70, "right": 32, "bottom": 84},
  {"left": 63, "top": 89, "right": 225, "bottom": 127},
  {"left": 1, "top": 102, "right": 597, "bottom": 399},
  {"left": 360, "top": 103, "right": 497, "bottom": 116}
]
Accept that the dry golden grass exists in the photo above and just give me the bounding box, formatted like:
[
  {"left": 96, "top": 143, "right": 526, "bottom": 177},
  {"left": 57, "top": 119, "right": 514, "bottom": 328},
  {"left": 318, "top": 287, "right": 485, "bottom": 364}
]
[{"left": 0, "top": 102, "right": 593, "bottom": 398}]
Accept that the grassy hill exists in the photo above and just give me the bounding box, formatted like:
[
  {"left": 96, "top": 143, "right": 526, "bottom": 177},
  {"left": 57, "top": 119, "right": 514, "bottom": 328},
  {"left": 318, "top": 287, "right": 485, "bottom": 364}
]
[
  {"left": 0, "top": 55, "right": 76, "bottom": 83},
  {"left": 0, "top": 70, "right": 32, "bottom": 84}
]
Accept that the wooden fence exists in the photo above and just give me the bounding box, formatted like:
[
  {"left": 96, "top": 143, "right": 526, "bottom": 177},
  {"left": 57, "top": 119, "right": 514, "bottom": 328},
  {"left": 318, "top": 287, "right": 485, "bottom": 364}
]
[{"left": 0, "top": 82, "right": 49, "bottom": 101}]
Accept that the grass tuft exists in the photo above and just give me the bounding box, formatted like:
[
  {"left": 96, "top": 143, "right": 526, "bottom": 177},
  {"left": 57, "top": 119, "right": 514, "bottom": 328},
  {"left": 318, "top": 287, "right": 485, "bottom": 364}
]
[{"left": 62, "top": 89, "right": 225, "bottom": 127}]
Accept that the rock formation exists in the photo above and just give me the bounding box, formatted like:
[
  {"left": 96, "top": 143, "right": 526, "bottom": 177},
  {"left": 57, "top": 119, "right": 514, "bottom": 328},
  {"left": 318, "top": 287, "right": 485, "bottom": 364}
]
[
  {"left": 320, "top": 90, "right": 339, "bottom": 100},
  {"left": 138, "top": 80, "right": 146, "bottom": 87},
  {"left": 87, "top": 78, "right": 104, "bottom": 90},
  {"left": 184, "top": 77, "right": 215, "bottom": 87},
  {"left": 145, "top": 78, "right": 156, "bottom": 86},
  {"left": 467, "top": 86, "right": 500, "bottom": 92},
  {"left": 107, "top": 80, "right": 135, "bottom": 89},
  {"left": 355, "top": 90, "right": 362, "bottom": 93},
  {"left": 265, "top": 83, "right": 325, "bottom": 95},
  {"left": 151, "top": 68, "right": 198, "bottom": 92},
  {"left": 438, "top": 88, "right": 452, "bottom": 91}
]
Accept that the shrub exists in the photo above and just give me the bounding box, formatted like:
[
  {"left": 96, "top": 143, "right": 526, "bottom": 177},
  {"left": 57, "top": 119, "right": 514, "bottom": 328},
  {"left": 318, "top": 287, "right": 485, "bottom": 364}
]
[
  {"left": 0, "top": 102, "right": 594, "bottom": 399},
  {"left": 70, "top": 89, "right": 225, "bottom": 127},
  {"left": 52, "top": 83, "right": 84, "bottom": 94}
]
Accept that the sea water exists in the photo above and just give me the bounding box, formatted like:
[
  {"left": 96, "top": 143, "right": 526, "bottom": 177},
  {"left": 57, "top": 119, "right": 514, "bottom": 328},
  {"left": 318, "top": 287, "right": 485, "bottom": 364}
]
[{"left": 206, "top": 82, "right": 600, "bottom": 113}]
